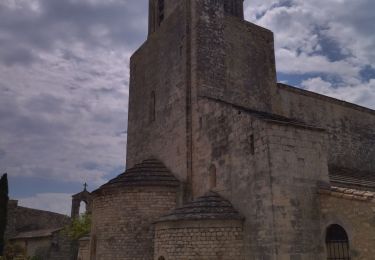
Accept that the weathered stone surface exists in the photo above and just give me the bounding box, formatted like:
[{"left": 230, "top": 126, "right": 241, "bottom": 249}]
[
  {"left": 320, "top": 191, "right": 375, "bottom": 259},
  {"left": 155, "top": 220, "right": 244, "bottom": 260},
  {"left": 154, "top": 192, "right": 244, "bottom": 259},
  {"left": 77, "top": 236, "right": 90, "bottom": 260},
  {"left": 127, "top": 1, "right": 189, "bottom": 184},
  {"left": 274, "top": 83, "right": 375, "bottom": 173},
  {"left": 90, "top": 159, "right": 180, "bottom": 260},
  {"left": 90, "top": 186, "right": 178, "bottom": 260}
]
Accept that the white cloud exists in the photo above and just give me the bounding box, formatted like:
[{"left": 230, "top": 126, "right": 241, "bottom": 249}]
[
  {"left": 0, "top": 47, "right": 130, "bottom": 185},
  {"left": 18, "top": 193, "right": 72, "bottom": 215},
  {"left": 301, "top": 77, "right": 375, "bottom": 109},
  {"left": 244, "top": 0, "right": 375, "bottom": 109},
  {"left": 276, "top": 49, "right": 360, "bottom": 77}
]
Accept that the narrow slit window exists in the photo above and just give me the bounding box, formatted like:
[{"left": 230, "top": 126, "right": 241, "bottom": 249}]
[
  {"left": 250, "top": 134, "right": 255, "bottom": 155},
  {"left": 326, "top": 224, "right": 350, "bottom": 260},
  {"left": 150, "top": 91, "right": 156, "bottom": 122},
  {"left": 209, "top": 164, "right": 217, "bottom": 189},
  {"left": 158, "top": 0, "right": 164, "bottom": 26}
]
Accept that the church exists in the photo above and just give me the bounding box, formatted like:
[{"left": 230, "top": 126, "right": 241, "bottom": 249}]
[{"left": 87, "top": 0, "right": 375, "bottom": 259}]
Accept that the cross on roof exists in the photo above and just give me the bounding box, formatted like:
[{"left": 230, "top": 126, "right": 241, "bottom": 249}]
[{"left": 83, "top": 182, "right": 88, "bottom": 191}]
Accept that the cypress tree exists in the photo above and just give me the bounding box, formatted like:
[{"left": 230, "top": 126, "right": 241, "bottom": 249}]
[{"left": 0, "top": 173, "right": 9, "bottom": 256}]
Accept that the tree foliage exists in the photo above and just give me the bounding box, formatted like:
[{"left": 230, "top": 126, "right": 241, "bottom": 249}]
[
  {"left": 64, "top": 213, "right": 91, "bottom": 241},
  {"left": 0, "top": 174, "right": 9, "bottom": 256}
]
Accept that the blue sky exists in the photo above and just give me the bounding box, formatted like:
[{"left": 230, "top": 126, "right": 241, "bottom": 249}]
[{"left": 0, "top": 0, "right": 374, "bottom": 215}]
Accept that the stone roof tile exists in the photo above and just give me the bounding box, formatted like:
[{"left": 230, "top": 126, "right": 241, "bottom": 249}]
[
  {"left": 156, "top": 191, "right": 243, "bottom": 222},
  {"left": 10, "top": 228, "right": 62, "bottom": 240},
  {"left": 329, "top": 166, "right": 375, "bottom": 191},
  {"left": 319, "top": 185, "right": 375, "bottom": 202},
  {"left": 94, "top": 159, "right": 180, "bottom": 193}
]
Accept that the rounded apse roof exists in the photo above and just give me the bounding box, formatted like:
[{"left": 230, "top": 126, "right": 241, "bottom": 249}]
[
  {"left": 156, "top": 191, "right": 243, "bottom": 222},
  {"left": 93, "top": 159, "right": 180, "bottom": 193}
]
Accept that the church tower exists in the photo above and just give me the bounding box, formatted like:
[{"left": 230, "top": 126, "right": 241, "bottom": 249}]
[
  {"left": 126, "top": 0, "right": 277, "bottom": 198},
  {"left": 88, "top": 0, "right": 351, "bottom": 259},
  {"left": 90, "top": 1, "right": 375, "bottom": 260}
]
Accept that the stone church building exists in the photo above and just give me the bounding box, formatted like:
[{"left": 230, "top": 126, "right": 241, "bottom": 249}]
[{"left": 88, "top": 0, "right": 375, "bottom": 259}]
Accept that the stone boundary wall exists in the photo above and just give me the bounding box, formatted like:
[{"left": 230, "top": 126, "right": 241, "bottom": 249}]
[{"left": 6, "top": 200, "right": 70, "bottom": 240}]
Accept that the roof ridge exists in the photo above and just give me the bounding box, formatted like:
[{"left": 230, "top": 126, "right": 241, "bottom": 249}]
[
  {"left": 156, "top": 191, "right": 244, "bottom": 222},
  {"left": 93, "top": 159, "right": 180, "bottom": 193}
]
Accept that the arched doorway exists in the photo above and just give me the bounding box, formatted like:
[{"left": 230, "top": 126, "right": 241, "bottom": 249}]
[{"left": 326, "top": 224, "right": 350, "bottom": 260}]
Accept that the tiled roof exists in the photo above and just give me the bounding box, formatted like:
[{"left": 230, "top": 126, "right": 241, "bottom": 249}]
[
  {"left": 202, "top": 95, "right": 324, "bottom": 131},
  {"left": 319, "top": 185, "right": 375, "bottom": 202},
  {"left": 10, "top": 228, "right": 62, "bottom": 240},
  {"left": 329, "top": 166, "right": 375, "bottom": 191},
  {"left": 94, "top": 159, "right": 180, "bottom": 193},
  {"left": 156, "top": 191, "right": 243, "bottom": 222}
]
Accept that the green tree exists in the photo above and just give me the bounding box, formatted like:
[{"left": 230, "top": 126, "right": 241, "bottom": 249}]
[
  {"left": 0, "top": 174, "right": 9, "bottom": 256},
  {"left": 64, "top": 213, "right": 91, "bottom": 241}
]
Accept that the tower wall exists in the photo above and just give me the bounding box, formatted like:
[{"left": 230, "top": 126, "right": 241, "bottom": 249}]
[
  {"left": 127, "top": 3, "right": 189, "bottom": 182},
  {"left": 190, "top": 96, "right": 329, "bottom": 258},
  {"left": 148, "top": 0, "right": 185, "bottom": 35},
  {"left": 190, "top": 0, "right": 277, "bottom": 114},
  {"left": 224, "top": 0, "right": 244, "bottom": 18}
]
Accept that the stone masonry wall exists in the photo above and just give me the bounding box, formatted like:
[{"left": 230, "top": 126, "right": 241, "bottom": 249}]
[
  {"left": 320, "top": 194, "right": 375, "bottom": 259},
  {"left": 77, "top": 238, "right": 90, "bottom": 260},
  {"left": 12, "top": 236, "right": 51, "bottom": 258},
  {"left": 127, "top": 3, "right": 188, "bottom": 183},
  {"left": 90, "top": 187, "right": 178, "bottom": 260},
  {"left": 190, "top": 96, "right": 329, "bottom": 259},
  {"left": 148, "top": 0, "right": 185, "bottom": 35},
  {"left": 191, "top": 0, "right": 277, "bottom": 114},
  {"left": 154, "top": 220, "right": 244, "bottom": 260},
  {"left": 191, "top": 99, "right": 278, "bottom": 259},
  {"left": 265, "top": 120, "right": 328, "bottom": 259},
  {"left": 49, "top": 231, "right": 74, "bottom": 260},
  {"left": 274, "top": 84, "right": 375, "bottom": 172}
]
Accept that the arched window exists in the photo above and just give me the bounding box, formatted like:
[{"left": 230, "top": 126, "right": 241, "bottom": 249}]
[
  {"left": 150, "top": 91, "right": 156, "bottom": 122},
  {"left": 79, "top": 201, "right": 87, "bottom": 215},
  {"left": 158, "top": 257, "right": 165, "bottom": 260},
  {"left": 326, "top": 224, "right": 350, "bottom": 260},
  {"left": 209, "top": 164, "right": 217, "bottom": 189},
  {"left": 157, "top": 0, "right": 164, "bottom": 26}
]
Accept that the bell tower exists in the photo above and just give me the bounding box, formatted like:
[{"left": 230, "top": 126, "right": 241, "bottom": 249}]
[
  {"left": 127, "top": 0, "right": 276, "bottom": 199},
  {"left": 148, "top": 0, "right": 185, "bottom": 35},
  {"left": 224, "top": 0, "right": 244, "bottom": 18}
]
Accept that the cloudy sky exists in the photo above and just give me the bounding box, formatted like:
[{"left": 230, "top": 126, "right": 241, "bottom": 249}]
[{"left": 1, "top": 0, "right": 374, "bottom": 215}]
